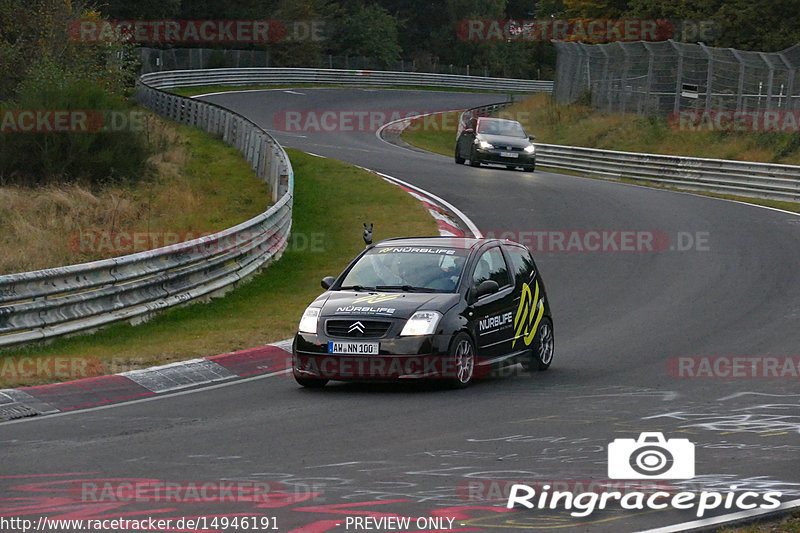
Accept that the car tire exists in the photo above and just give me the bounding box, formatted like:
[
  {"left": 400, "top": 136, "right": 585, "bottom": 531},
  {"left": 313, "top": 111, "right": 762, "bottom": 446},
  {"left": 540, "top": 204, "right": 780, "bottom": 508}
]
[
  {"left": 524, "top": 164, "right": 535, "bottom": 173},
  {"left": 447, "top": 332, "right": 475, "bottom": 388},
  {"left": 506, "top": 165, "right": 516, "bottom": 170},
  {"left": 294, "top": 373, "right": 328, "bottom": 388},
  {"left": 522, "top": 317, "right": 554, "bottom": 371},
  {"left": 469, "top": 146, "right": 481, "bottom": 167},
  {"left": 455, "top": 148, "right": 465, "bottom": 164}
]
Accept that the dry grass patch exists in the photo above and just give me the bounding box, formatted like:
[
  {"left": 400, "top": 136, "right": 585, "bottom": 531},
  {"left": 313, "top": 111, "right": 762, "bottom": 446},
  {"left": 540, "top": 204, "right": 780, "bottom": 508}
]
[{"left": 0, "top": 113, "right": 269, "bottom": 274}]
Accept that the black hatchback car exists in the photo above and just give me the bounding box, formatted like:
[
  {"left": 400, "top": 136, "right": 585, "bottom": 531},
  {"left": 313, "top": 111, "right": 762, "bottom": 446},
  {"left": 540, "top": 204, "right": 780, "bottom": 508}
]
[
  {"left": 292, "top": 237, "right": 553, "bottom": 388},
  {"left": 455, "top": 117, "right": 536, "bottom": 171}
]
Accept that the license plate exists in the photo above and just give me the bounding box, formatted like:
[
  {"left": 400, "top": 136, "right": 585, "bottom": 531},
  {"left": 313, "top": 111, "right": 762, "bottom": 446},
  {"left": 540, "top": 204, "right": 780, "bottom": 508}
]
[
  {"left": 500, "top": 151, "right": 518, "bottom": 158},
  {"left": 328, "top": 341, "right": 379, "bottom": 355}
]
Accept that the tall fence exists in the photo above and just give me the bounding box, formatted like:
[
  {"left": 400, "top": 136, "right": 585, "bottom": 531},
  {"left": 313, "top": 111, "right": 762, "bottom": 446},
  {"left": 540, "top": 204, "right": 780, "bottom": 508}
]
[{"left": 553, "top": 40, "right": 800, "bottom": 115}]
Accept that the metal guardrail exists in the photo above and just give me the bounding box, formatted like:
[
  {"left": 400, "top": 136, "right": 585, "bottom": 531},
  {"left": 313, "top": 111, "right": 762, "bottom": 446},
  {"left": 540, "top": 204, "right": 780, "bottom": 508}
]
[
  {"left": 459, "top": 104, "right": 800, "bottom": 203},
  {"left": 535, "top": 144, "right": 800, "bottom": 202},
  {"left": 0, "top": 72, "right": 295, "bottom": 348},
  {"left": 141, "top": 68, "right": 554, "bottom": 93}
]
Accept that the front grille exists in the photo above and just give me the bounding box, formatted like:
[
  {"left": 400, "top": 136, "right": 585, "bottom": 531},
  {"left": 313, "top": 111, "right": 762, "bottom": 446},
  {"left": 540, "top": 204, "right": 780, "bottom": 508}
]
[{"left": 326, "top": 319, "right": 392, "bottom": 338}]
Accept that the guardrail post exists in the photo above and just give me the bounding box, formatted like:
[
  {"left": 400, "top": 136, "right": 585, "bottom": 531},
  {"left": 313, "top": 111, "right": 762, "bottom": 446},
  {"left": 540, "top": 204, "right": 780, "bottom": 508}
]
[
  {"left": 596, "top": 44, "right": 612, "bottom": 113},
  {"left": 670, "top": 40, "right": 685, "bottom": 114},
  {"left": 730, "top": 48, "right": 747, "bottom": 112},
  {"left": 759, "top": 52, "right": 777, "bottom": 110},
  {"left": 777, "top": 51, "right": 796, "bottom": 110},
  {"left": 698, "top": 42, "right": 714, "bottom": 111},
  {"left": 642, "top": 43, "right": 656, "bottom": 114}
]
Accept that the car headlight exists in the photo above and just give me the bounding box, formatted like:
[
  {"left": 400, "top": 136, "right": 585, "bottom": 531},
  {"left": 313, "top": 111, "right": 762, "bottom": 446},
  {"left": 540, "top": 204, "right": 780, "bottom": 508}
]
[
  {"left": 400, "top": 311, "right": 442, "bottom": 336},
  {"left": 524, "top": 144, "right": 535, "bottom": 154},
  {"left": 475, "top": 139, "right": 493, "bottom": 149},
  {"left": 298, "top": 306, "right": 321, "bottom": 334}
]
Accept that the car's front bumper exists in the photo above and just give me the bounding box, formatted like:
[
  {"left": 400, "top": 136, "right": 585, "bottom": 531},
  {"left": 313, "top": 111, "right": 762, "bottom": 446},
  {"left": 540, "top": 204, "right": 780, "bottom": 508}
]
[
  {"left": 475, "top": 148, "right": 535, "bottom": 167},
  {"left": 293, "top": 332, "right": 458, "bottom": 380}
]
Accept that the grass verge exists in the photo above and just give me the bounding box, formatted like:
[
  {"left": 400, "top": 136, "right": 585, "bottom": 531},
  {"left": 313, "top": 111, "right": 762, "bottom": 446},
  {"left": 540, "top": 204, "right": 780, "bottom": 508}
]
[
  {"left": 401, "top": 111, "right": 462, "bottom": 157},
  {"left": 0, "top": 149, "right": 437, "bottom": 388},
  {"left": 718, "top": 511, "right": 800, "bottom": 532}
]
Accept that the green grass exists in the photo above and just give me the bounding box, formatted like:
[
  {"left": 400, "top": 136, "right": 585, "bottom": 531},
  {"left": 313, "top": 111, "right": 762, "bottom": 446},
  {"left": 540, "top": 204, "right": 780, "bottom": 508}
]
[
  {"left": 163, "top": 123, "right": 272, "bottom": 231},
  {"left": 504, "top": 93, "right": 800, "bottom": 165},
  {"left": 717, "top": 511, "right": 800, "bottom": 532},
  {"left": 401, "top": 111, "right": 462, "bottom": 157},
  {"left": 0, "top": 149, "right": 437, "bottom": 388}
]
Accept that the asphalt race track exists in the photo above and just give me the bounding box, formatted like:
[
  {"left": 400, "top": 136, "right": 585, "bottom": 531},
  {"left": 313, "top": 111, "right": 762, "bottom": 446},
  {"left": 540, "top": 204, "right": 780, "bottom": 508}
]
[{"left": 2, "top": 88, "right": 800, "bottom": 533}]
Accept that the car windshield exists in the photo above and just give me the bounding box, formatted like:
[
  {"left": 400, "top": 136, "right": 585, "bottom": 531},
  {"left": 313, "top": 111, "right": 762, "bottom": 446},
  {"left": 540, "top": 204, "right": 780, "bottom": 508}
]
[
  {"left": 341, "top": 246, "right": 468, "bottom": 292},
  {"left": 477, "top": 119, "right": 527, "bottom": 138}
]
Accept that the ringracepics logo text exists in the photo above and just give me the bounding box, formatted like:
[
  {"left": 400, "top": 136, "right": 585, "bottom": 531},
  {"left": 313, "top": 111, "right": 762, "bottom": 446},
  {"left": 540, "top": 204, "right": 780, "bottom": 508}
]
[{"left": 506, "top": 432, "right": 783, "bottom": 517}]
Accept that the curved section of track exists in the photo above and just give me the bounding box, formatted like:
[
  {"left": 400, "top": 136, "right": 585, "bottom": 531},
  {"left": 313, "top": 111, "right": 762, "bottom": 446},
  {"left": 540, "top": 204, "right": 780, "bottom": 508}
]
[{"left": 2, "top": 88, "right": 799, "bottom": 533}]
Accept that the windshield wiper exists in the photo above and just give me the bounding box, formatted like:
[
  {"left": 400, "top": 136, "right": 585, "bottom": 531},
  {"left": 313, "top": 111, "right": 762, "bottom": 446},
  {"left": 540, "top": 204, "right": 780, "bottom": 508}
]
[
  {"left": 340, "top": 285, "right": 377, "bottom": 291},
  {"left": 376, "top": 285, "right": 437, "bottom": 292}
]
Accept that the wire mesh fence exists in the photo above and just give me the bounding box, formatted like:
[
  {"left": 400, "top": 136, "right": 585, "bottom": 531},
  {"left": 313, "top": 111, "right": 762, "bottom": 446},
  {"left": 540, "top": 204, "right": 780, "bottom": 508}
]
[{"left": 553, "top": 39, "right": 800, "bottom": 116}]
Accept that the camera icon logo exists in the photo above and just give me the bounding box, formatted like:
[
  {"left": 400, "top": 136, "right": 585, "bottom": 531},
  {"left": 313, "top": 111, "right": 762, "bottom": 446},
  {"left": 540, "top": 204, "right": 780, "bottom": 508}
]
[{"left": 608, "top": 432, "right": 695, "bottom": 479}]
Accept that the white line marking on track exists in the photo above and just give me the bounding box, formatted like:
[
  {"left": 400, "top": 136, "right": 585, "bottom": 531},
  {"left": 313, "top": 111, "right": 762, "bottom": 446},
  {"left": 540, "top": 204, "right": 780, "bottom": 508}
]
[
  {"left": 190, "top": 88, "right": 308, "bottom": 98},
  {"left": 634, "top": 497, "right": 800, "bottom": 533}
]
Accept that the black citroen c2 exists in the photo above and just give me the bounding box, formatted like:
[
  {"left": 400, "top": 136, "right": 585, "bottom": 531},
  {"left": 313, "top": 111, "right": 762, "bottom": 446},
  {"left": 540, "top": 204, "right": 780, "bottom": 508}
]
[{"left": 292, "top": 236, "right": 553, "bottom": 388}]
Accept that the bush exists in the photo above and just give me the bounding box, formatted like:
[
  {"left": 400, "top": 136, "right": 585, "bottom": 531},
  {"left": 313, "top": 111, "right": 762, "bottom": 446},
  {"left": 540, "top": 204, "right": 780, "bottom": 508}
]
[{"left": 0, "top": 62, "right": 151, "bottom": 187}]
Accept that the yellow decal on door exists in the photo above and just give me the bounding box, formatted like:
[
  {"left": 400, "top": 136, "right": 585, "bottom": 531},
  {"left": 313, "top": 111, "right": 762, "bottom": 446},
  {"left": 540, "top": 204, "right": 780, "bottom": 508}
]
[{"left": 512, "top": 281, "right": 544, "bottom": 348}]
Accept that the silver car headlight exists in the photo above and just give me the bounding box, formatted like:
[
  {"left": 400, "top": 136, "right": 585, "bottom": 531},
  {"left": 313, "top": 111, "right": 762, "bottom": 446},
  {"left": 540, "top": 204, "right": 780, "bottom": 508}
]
[
  {"left": 475, "top": 138, "right": 493, "bottom": 149},
  {"left": 524, "top": 144, "right": 535, "bottom": 154},
  {"left": 400, "top": 311, "right": 442, "bottom": 336},
  {"left": 298, "top": 306, "right": 321, "bottom": 334}
]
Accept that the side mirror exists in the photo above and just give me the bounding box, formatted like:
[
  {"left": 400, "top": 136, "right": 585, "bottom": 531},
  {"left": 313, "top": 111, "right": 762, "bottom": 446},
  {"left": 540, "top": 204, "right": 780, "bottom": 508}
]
[
  {"left": 475, "top": 279, "right": 500, "bottom": 299},
  {"left": 321, "top": 276, "right": 336, "bottom": 290},
  {"left": 528, "top": 135, "right": 536, "bottom": 141}
]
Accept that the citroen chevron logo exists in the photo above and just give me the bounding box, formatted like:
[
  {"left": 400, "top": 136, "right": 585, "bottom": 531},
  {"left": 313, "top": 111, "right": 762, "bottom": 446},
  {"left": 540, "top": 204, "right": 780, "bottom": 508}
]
[{"left": 348, "top": 321, "right": 365, "bottom": 334}]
